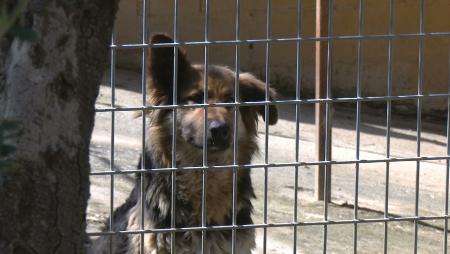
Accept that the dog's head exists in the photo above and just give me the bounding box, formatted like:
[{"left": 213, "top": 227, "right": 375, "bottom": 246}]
[{"left": 148, "top": 34, "right": 278, "bottom": 152}]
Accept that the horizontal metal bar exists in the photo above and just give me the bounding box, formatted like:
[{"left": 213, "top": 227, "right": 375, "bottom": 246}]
[
  {"left": 95, "top": 93, "right": 450, "bottom": 113},
  {"left": 110, "top": 31, "right": 450, "bottom": 50},
  {"left": 90, "top": 155, "right": 450, "bottom": 176},
  {"left": 87, "top": 214, "right": 450, "bottom": 237}
]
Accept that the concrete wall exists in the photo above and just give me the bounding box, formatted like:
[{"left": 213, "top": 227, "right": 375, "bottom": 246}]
[{"left": 114, "top": 0, "right": 450, "bottom": 113}]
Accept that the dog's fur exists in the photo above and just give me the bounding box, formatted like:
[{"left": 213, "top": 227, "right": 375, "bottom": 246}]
[{"left": 91, "top": 34, "right": 278, "bottom": 254}]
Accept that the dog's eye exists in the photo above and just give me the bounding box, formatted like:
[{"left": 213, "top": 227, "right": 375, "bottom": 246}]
[
  {"left": 224, "top": 97, "right": 235, "bottom": 103},
  {"left": 187, "top": 94, "right": 204, "bottom": 104}
]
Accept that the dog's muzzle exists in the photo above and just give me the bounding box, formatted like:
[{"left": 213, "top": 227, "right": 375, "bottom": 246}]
[{"left": 208, "top": 120, "right": 231, "bottom": 149}]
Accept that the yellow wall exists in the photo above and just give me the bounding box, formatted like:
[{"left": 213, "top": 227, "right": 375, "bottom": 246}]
[{"left": 114, "top": 0, "right": 450, "bottom": 113}]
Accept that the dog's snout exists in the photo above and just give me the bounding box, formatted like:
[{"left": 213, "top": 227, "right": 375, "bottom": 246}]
[{"left": 208, "top": 120, "right": 230, "bottom": 145}]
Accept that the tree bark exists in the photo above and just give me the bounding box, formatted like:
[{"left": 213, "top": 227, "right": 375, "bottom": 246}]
[{"left": 0, "top": 1, "right": 118, "bottom": 253}]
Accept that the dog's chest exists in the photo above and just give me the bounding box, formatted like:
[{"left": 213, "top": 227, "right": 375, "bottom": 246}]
[
  {"left": 174, "top": 146, "right": 235, "bottom": 223},
  {"left": 175, "top": 169, "right": 233, "bottom": 226},
  {"left": 159, "top": 229, "right": 253, "bottom": 254}
]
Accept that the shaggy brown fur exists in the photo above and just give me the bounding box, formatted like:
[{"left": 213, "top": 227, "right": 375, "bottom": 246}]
[{"left": 91, "top": 34, "right": 278, "bottom": 254}]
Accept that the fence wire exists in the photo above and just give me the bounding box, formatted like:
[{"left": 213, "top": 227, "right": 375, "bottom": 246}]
[{"left": 89, "top": 0, "right": 450, "bottom": 253}]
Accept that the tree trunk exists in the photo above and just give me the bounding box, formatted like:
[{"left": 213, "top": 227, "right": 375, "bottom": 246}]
[{"left": 0, "top": 1, "right": 118, "bottom": 253}]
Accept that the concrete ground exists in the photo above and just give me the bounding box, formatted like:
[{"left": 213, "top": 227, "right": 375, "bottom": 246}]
[{"left": 88, "top": 69, "right": 449, "bottom": 253}]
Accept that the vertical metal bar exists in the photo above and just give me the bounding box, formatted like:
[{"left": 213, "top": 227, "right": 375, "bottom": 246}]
[
  {"left": 232, "top": 0, "right": 240, "bottom": 253},
  {"left": 139, "top": 1, "right": 148, "bottom": 253},
  {"left": 293, "top": 0, "right": 303, "bottom": 253},
  {"left": 263, "top": 0, "right": 272, "bottom": 253},
  {"left": 414, "top": 1, "right": 424, "bottom": 253},
  {"left": 445, "top": 40, "right": 450, "bottom": 254},
  {"left": 109, "top": 27, "right": 116, "bottom": 254},
  {"left": 353, "top": 1, "right": 364, "bottom": 253},
  {"left": 323, "top": 0, "right": 333, "bottom": 252},
  {"left": 384, "top": 1, "right": 395, "bottom": 253},
  {"left": 315, "top": 0, "right": 331, "bottom": 202},
  {"left": 201, "top": 0, "right": 210, "bottom": 253},
  {"left": 141, "top": 0, "right": 148, "bottom": 132},
  {"left": 171, "top": 0, "right": 179, "bottom": 253}
]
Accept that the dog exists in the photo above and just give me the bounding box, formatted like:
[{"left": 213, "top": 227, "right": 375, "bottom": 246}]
[{"left": 91, "top": 34, "right": 278, "bottom": 254}]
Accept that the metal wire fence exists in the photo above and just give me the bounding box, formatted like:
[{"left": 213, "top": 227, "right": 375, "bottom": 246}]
[{"left": 88, "top": 0, "right": 450, "bottom": 253}]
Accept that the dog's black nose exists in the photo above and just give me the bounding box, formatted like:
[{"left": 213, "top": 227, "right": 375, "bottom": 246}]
[{"left": 208, "top": 120, "right": 230, "bottom": 146}]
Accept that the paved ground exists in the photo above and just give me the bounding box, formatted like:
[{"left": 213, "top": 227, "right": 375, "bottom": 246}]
[{"left": 88, "top": 69, "right": 449, "bottom": 253}]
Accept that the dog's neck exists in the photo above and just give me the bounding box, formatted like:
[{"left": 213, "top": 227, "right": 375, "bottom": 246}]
[{"left": 175, "top": 141, "right": 234, "bottom": 167}]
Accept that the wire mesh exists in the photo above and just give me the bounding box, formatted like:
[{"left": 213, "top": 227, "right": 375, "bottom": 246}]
[{"left": 89, "top": 0, "right": 450, "bottom": 253}]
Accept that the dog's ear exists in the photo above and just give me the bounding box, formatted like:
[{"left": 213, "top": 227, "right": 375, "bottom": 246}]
[
  {"left": 148, "top": 34, "right": 197, "bottom": 104},
  {"left": 239, "top": 73, "right": 278, "bottom": 125}
]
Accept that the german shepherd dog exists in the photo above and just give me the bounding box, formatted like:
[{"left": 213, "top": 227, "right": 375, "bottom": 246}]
[{"left": 91, "top": 34, "right": 278, "bottom": 254}]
